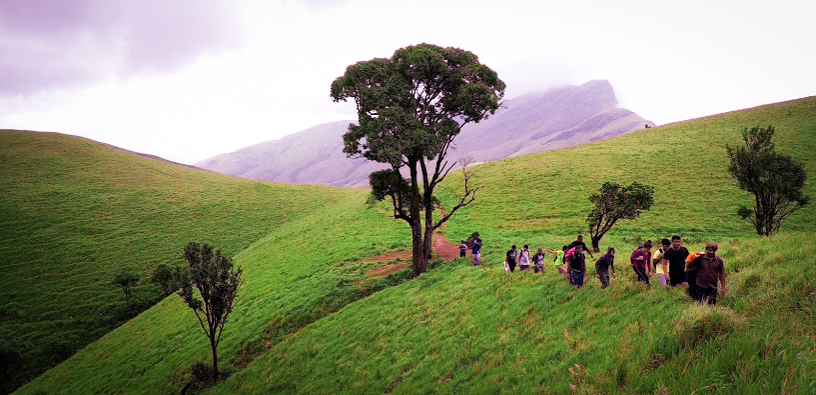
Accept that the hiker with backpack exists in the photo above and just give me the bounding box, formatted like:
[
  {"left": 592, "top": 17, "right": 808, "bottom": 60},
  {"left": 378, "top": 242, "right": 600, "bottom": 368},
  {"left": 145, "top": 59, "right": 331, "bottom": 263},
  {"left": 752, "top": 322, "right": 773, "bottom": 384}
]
[
  {"left": 652, "top": 238, "right": 671, "bottom": 286},
  {"left": 687, "top": 241, "right": 727, "bottom": 305},
  {"left": 565, "top": 243, "right": 587, "bottom": 287},
  {"left": 554, "top": 245, "right": 571, "bottom": 282},
  {"left": 532, "top": 247, "right": 547, "bottom": 273},
  {"left": 630, "top": 240, "right": 653, "bottom": 284},
  {"left": 517, "top": 244, "right": 531, "bottom": 271},
  {"left": 595, "top": 246, "right": 616, "bottom": 288},
  {"left": 505, "top": 244, "right": 518, "bottom": 272},
  {"left": 471, "top": 237, "right": 482, "bottom": 266}
]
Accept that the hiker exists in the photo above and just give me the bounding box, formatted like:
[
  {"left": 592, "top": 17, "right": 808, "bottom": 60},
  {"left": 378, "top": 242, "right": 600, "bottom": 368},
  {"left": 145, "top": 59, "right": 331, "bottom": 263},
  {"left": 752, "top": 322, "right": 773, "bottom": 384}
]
[
  {"left": 532, "top": 247, "right": 547, "bottom": 273},
  {"left": 662, "top": 235, "right": 690, "bottom": 287},
  {"left": 572, "top": 234, "right": 595, "bottom": 259},
  {"left": 685, "top": 248, "right": 704, "bottom": 299},
  {"left": 505, "top": 244, "right": 518, "bottom": 272},
  {"left": 566, "top": 244, "right": 587, "bottom": 287},
  {"left": 554, "top": 245, "right": 571, "bottom": 282},
  {"left": 595, "top": 246, "right": 616, "bottom": 288},
  {"left": 459, "top": 240, "right": 468, "bottom": 258},
  {"left": 471, "top": 238, "right": 482, "bottom": 266},
  {"left": 518, "top": 244, "right": 531, "bottom": 271},
  {"left": 652, "top": 238, "right": 671, "bottom": 286},
  {"left": 630, "top": 240, "right": 652, "bottom": 284},
  {"left": 688, "top": 241, "right": 727, "bottom": 305}
]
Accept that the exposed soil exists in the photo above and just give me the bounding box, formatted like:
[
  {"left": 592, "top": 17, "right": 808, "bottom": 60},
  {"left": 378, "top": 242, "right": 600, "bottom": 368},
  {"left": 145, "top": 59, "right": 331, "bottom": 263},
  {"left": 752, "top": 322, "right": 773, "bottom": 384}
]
[{"left": 364, "top": 232, "right": 462, "bottom": 278}]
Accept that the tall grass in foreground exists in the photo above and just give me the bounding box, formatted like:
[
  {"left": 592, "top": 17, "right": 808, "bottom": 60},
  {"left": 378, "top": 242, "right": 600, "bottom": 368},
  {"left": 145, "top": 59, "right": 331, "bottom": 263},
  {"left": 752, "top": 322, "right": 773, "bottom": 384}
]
[{"left": 202, "top": 232, "right": 816, "bottom": 394}]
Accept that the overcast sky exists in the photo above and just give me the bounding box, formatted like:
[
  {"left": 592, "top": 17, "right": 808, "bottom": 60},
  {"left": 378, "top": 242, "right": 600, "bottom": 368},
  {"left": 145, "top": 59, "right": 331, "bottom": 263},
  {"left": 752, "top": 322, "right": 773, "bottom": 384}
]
[{"left": 2, "top": 0, "right": 814, "bottom": 165}]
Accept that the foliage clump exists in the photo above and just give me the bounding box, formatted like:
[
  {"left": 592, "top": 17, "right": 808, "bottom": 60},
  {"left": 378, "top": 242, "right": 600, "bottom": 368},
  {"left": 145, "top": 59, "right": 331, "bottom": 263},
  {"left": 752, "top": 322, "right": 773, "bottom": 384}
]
[
  {"left": 112, "top": 270, "right": 140, "bottom": 303},
  {"left": 179, "top": 241, "right": 242, "bottom": 379},
  {"left": 151, "top": 263, "right": 183, "bottom": 297},
  {"left": 726, "top": 125, "right": 809, "bottom": 236},
  {"left": 586, "top": 181, "right": 654, "bottom": 252}
]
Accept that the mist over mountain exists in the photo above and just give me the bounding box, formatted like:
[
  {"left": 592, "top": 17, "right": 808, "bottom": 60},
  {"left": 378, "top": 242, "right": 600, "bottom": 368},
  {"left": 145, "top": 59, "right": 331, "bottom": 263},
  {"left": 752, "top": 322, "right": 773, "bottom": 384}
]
[{"left": 195, "top": 80, "right": 654, "bottom": 187}]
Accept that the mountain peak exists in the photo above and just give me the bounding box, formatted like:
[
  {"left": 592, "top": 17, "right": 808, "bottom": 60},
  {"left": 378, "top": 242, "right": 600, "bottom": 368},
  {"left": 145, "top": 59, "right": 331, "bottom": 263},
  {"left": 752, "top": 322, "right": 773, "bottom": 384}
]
[{"left": 196, "top": 81, "right": 653, "bottom": 187}]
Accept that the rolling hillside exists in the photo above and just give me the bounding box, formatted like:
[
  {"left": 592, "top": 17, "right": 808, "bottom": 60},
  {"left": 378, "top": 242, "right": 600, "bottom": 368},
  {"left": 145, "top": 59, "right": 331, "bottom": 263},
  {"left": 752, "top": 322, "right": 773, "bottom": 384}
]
[
  {"left": 11, "top": 96, "right": 816, "bottom": 394},
  {"left": 0, "top": 131, "right": 396, "bottom": 392}
]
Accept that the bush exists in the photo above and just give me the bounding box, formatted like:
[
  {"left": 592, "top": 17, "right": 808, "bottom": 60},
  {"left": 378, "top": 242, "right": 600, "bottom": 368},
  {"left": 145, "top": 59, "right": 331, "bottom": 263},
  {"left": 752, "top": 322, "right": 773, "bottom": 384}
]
[
  {"left": 151, "top": 263, "right": 183, "bottom": 297},
  {"left": 674, "top": 305, "right": 746, "bottom": 349}
]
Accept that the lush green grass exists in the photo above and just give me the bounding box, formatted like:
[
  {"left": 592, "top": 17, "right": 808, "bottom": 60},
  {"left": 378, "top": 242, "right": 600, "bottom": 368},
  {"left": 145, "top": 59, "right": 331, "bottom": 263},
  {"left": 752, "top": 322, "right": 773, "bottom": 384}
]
[
  {"left": 11, "top": 96, "right": 816, "bottom": 394},
  {"left": 206, "top": 232, "right": 816, "bottom": 394},
  {"left": 0, "top": 130, "right": 365, "bottom": 391},
  {"left": 17, "top": 189, "right": 412, "bottom": 394}
]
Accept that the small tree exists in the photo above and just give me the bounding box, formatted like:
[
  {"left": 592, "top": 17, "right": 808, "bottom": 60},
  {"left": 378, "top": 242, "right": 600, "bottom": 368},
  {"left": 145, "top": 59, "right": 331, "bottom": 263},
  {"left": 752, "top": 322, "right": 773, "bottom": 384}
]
[
  {"left": 151, "top": 263, "right": 183, "bottom": 297},
  {"left": 178, "top": 241, "right": 242, "bottom": 379},
  {"left": 586, "top": 182, "right": 654, "bottom": 252},
  {"left": 112, "top": 270, "right": 140, "bottom": 307},
  {"left": 726, "top": 125, "right": 809, "bottom": 235}
]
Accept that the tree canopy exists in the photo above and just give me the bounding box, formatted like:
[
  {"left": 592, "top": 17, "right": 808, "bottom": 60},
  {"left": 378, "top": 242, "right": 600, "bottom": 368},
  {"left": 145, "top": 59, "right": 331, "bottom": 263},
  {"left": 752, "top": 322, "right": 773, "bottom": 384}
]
[
  {"left": 586, "top": 182, "right": 654, "bottom": 252},
  {"left": 179, "top": 241, "right": 242, "bottom": 378},
  {"left": 331, "top": 43, "right": 505, "bottom": 274},
  {"left": 726, "top": 125, "right": 809, "bottom": 236}
]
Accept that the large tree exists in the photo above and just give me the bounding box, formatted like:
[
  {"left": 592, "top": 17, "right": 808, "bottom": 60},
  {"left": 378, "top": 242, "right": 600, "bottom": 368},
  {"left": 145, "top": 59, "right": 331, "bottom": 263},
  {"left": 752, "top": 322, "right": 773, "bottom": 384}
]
[
  {"left": 178, "top": 241, "right": 242, "bottom": 378},
  {"left": 331, "top": 43, "right": 505, "bottom": 275},
  {"left": 726, "top": 125, "right": 809, "bottom": 236},
  {"left": 586, "top": 182, "right": 654, "bottom": 252}
]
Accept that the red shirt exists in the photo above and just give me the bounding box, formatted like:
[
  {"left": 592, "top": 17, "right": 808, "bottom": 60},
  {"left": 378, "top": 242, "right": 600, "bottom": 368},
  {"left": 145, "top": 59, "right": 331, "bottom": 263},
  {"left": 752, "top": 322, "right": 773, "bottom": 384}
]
[{"left": 630, "top": 249, "right": 649, "bottom": 268}]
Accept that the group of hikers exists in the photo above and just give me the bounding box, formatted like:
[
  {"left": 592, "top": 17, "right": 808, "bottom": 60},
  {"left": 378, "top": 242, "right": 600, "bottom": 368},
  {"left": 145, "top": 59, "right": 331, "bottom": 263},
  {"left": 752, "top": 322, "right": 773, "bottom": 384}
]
[{"left": 459, "top": 234, "right": 727, "bottom": 305}]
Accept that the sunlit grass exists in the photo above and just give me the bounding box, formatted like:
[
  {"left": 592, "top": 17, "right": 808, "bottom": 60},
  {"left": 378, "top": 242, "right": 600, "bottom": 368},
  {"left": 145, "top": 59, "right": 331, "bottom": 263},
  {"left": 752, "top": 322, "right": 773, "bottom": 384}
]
[{"left": 206, "top": 233, "right": 816, "bottom": 394}]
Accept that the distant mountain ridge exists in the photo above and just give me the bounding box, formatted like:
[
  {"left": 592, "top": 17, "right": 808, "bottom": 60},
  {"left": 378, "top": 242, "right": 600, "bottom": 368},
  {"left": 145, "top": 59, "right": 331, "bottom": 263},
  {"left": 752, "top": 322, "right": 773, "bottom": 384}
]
[{"left": 195, "top": 80, "right": 654, "bottom": 187}]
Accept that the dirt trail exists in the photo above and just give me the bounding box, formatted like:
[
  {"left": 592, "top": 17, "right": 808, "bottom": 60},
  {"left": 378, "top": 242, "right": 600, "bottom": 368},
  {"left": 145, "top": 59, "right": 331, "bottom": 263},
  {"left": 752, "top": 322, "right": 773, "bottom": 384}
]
[{"left": 364, "top": 233, "right": 463, "bottom": 278}]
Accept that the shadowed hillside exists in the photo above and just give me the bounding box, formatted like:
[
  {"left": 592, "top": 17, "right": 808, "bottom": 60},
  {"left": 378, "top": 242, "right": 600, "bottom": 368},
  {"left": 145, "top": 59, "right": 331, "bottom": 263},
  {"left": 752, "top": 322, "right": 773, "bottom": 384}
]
[
  {"left": 13, "top": 96, "right": 816, "bottom": 394},
  {"left": 195, "top": 80, "right": 653, "bottom": 187}
]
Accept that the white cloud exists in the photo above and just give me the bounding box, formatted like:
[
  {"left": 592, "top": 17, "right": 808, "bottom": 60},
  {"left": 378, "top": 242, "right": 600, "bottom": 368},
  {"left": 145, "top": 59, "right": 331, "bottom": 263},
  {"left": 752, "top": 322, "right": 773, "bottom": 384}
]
[{"left": 2, "top": 0, "right": 815, "bottom": 164}]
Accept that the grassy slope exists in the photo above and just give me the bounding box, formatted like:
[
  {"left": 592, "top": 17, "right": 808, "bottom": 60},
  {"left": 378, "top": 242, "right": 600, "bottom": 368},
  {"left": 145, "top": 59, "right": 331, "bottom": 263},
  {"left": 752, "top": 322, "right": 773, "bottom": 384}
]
[
  {"left": 0, "top": 130, "right": 361, "bottom": 389},
  {"left": 440, "top": 96, "right": 816, "bottom": 255},
  {"left": 213, "top": 233, "right": 816, "bottom": 394},
  {"left": 18, "top": 191, "right": 411, "bottom": 394},
  {"left": 15, "top": 96, "right": 816, "bottom": 393},
  {"left": 212, "top": 96, "right": 816, "bottom": 394}
]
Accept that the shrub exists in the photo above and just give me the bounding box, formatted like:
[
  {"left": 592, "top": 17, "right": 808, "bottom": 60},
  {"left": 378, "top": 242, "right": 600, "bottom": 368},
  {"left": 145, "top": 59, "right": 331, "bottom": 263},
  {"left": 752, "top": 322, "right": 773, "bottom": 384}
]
[
  {"left": 151, "top": 263, "right": 183, "bottom": 297},
  {"left": 674, "top": 305, "right": 746, "bottom": 349}
]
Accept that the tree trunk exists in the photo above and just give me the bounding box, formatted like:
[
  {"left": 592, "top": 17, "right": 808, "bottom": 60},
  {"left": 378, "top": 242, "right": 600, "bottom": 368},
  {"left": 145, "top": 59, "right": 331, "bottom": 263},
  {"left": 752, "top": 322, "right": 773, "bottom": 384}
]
[
  {"left": 211, "top": 336, "right": 219, "bottom": 379},
  {"left": 408, "top": 161, "right": 426, "bottom": 276},
  {"left": 423, "top": 194, "right": 435, "bottom": 262},
  {"left": 591, "top": 235, "right": 601, "bottom": 253},
  {"left": 411, "top": 221, "right": 427, "bottom": 276}
]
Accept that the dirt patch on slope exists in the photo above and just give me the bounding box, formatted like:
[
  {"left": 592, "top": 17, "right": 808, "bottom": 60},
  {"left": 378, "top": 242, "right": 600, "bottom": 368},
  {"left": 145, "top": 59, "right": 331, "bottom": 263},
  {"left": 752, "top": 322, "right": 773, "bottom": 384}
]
[{"left": 364, "top": 233, "right": 461, "bottom": 278}]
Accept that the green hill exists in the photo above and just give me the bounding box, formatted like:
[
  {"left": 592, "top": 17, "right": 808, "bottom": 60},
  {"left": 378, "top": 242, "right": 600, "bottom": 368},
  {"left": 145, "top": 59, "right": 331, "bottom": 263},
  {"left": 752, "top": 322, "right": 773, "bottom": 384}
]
[
  {"left": 0, "top": 130, "right": 408, "bottom": 392},
  {"left": 11, "top": 96, "right": 816, "bottom": 394}
]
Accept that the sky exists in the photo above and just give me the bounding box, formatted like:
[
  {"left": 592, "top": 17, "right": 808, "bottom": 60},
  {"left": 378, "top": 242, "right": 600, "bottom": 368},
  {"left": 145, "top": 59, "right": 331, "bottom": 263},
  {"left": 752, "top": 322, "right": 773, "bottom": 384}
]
[{"left": 1, "top": 0, "right": 814, "bottom": 165}]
